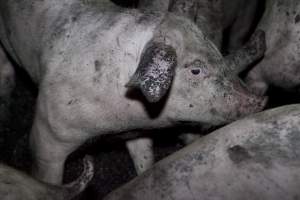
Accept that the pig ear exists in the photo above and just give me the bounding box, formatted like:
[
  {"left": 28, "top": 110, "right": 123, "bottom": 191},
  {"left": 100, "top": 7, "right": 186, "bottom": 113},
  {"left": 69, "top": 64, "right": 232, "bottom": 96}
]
[
  {"left": 225, "top": 29, "right": 266, "bottom": 74},
  {"left": 126, "top": 42, "right": 177, "bottom": 103}
]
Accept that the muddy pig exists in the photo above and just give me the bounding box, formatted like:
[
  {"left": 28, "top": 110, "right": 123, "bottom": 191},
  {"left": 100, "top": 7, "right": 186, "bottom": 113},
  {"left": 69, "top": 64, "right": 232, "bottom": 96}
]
[
  {"left": 0, "top": 0, "right": 266, "bottom": 184},
  {"left": 245, "top": 0, "right": 300, "bottom": 96},
  {"left": 0, "top": 156, "right": 93, "bottom": 200},
  {"left": 105, "top": 104, "right": 300, "bottom": 200}
]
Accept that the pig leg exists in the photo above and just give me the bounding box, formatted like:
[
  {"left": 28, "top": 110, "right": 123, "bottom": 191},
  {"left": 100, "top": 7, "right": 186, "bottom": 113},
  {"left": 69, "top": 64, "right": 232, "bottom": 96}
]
[
  {"left": 30, "top": 117, "right": 78, "bottom": 184},
  {"left": 126, "top": 137, "right": 154, "bottom": 175},
  {"left": 30, "top": 120, "right": 68, "bottom": 184},
  {"left": 0, "top": 45, "right": 15, "bottom": 122},
  {"left": 30, "top": 96, "right": 85, "bottom": 184}
]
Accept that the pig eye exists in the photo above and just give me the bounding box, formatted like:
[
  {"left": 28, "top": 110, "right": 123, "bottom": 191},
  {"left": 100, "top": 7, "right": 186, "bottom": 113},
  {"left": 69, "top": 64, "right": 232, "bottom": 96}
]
[
  {"left": 191, "top": 69, "right": 200, "bottom": 75},
  {"left": 187, "top": 59, "right": 209, "bottom": 76}
]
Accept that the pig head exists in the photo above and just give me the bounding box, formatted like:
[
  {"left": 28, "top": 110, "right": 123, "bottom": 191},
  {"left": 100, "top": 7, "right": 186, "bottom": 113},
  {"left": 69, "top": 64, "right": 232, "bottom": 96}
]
[
  {"left": 0, "top": 0, "right": 266, "bottom": 185},
  {"left": 126, "top": 16, "right": 266, "bottom": 124}
]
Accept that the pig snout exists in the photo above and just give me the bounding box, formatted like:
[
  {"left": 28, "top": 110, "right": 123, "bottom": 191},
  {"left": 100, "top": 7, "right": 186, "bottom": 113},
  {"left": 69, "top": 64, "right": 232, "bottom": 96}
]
[
  {"left": 223, "top": 78, "right": 267, "bottom": 120},
  {"left": 236, "top": 91, "right": 267, "bottom": 116}
]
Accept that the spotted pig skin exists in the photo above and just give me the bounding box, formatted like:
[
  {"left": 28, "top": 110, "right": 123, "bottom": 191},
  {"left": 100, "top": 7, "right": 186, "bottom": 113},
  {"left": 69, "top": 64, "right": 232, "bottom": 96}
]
[
  {"left": 105, "top": 104, "right": 300, "bottom": 200},
  {"left": 0, "top": 0, "right": 266, "bottom": 185},
  {"left": 246, "top": 0, "right": 300, "bottom": 96}
]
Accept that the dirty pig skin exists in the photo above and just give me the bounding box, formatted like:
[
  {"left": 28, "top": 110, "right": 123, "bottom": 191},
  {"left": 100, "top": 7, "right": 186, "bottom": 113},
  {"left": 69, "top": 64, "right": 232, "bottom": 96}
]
[
  {"left": 245, "top": 0, "right": 300, "bottom": 96},
  {"left": 0, "top": 156, "right": 94, "bottom": 200},
  {"left": 0, "top": 0, "right": 266, "bottom": 185},
  {"left": 105, "top": 104, "right": 300, "bottom": 200}
]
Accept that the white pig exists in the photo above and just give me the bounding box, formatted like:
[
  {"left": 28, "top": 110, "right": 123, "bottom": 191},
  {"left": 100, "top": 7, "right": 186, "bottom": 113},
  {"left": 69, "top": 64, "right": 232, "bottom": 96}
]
[{"left": 0, "top": 0, "right": 266, "bottom": 184}]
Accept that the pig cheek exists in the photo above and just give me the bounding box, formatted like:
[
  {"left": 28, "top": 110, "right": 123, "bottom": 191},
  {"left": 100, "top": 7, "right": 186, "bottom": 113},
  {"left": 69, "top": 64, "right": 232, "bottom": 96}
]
[
  {"left": 206, "top": 78, "right": 237, "bottom": 119},
  {"left": 217, "top": 80, "right": 247, "bottom": 120},
  {"left": 228, "top": 96, "right": 245, "bottom": 119},
  {"left": 218, "top": 92, "right": 242, "bottom": 120},
  {"left": 229, "top": 82, "right": 252, "bottom": 118}
]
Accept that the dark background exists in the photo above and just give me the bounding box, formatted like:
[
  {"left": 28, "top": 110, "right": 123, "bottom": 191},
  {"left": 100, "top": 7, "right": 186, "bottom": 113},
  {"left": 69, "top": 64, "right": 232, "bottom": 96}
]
[{"left": 0, "top": 0, "right": 299, "bottom": 199}]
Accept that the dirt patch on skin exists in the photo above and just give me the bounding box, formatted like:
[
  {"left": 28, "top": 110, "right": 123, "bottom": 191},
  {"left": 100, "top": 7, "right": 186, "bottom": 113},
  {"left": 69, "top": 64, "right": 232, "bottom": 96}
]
[{"left": 227, "top": 145, "right": 252, "bottom": 164}]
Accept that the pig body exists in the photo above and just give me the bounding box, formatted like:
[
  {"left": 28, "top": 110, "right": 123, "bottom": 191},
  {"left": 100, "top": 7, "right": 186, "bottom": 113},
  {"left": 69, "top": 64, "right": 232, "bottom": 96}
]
[
  {"left": 139, "top": 0, "right": 260, "bottom": 51},
  {"left": 105, "top": 104, "right": 300, "bottom": 200},
  {"left": 0, "top": 156, "right": 94, "bottom": 200},
  {"left": 0, "top": 0, "right": 265, "bottom": 184},
  {"left": 246, "top": 0, "right": 300, "bottom": 95}
]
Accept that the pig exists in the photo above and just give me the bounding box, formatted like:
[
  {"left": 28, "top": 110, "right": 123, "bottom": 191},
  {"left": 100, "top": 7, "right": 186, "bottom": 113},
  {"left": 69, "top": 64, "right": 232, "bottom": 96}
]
[
  {"left": 0, "top": 0, "right": 266, "bottom": 185},
  {"left": 126, "top": 29, "right": 268, "bottom": 174},
  {"left": 138, "top": 0, "right": 261, "bottom": 51},
  {"left": 0, "top": 156, "right": 94, "bottom": 200},
  {"left": 137, "top": 0, "right": 267, "bottom": 172},
  {"left": 245, "top": 0, "right": 300, "bottom": 96},
  {"left": 104, "top": 104, "right": 300, "bottom": 200}
]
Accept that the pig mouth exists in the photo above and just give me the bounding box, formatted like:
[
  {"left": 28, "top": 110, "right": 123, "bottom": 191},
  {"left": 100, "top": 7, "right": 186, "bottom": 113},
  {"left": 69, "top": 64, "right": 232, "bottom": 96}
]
[{"left": 234, "top": 78, "right": 268, "bottom": 108}]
